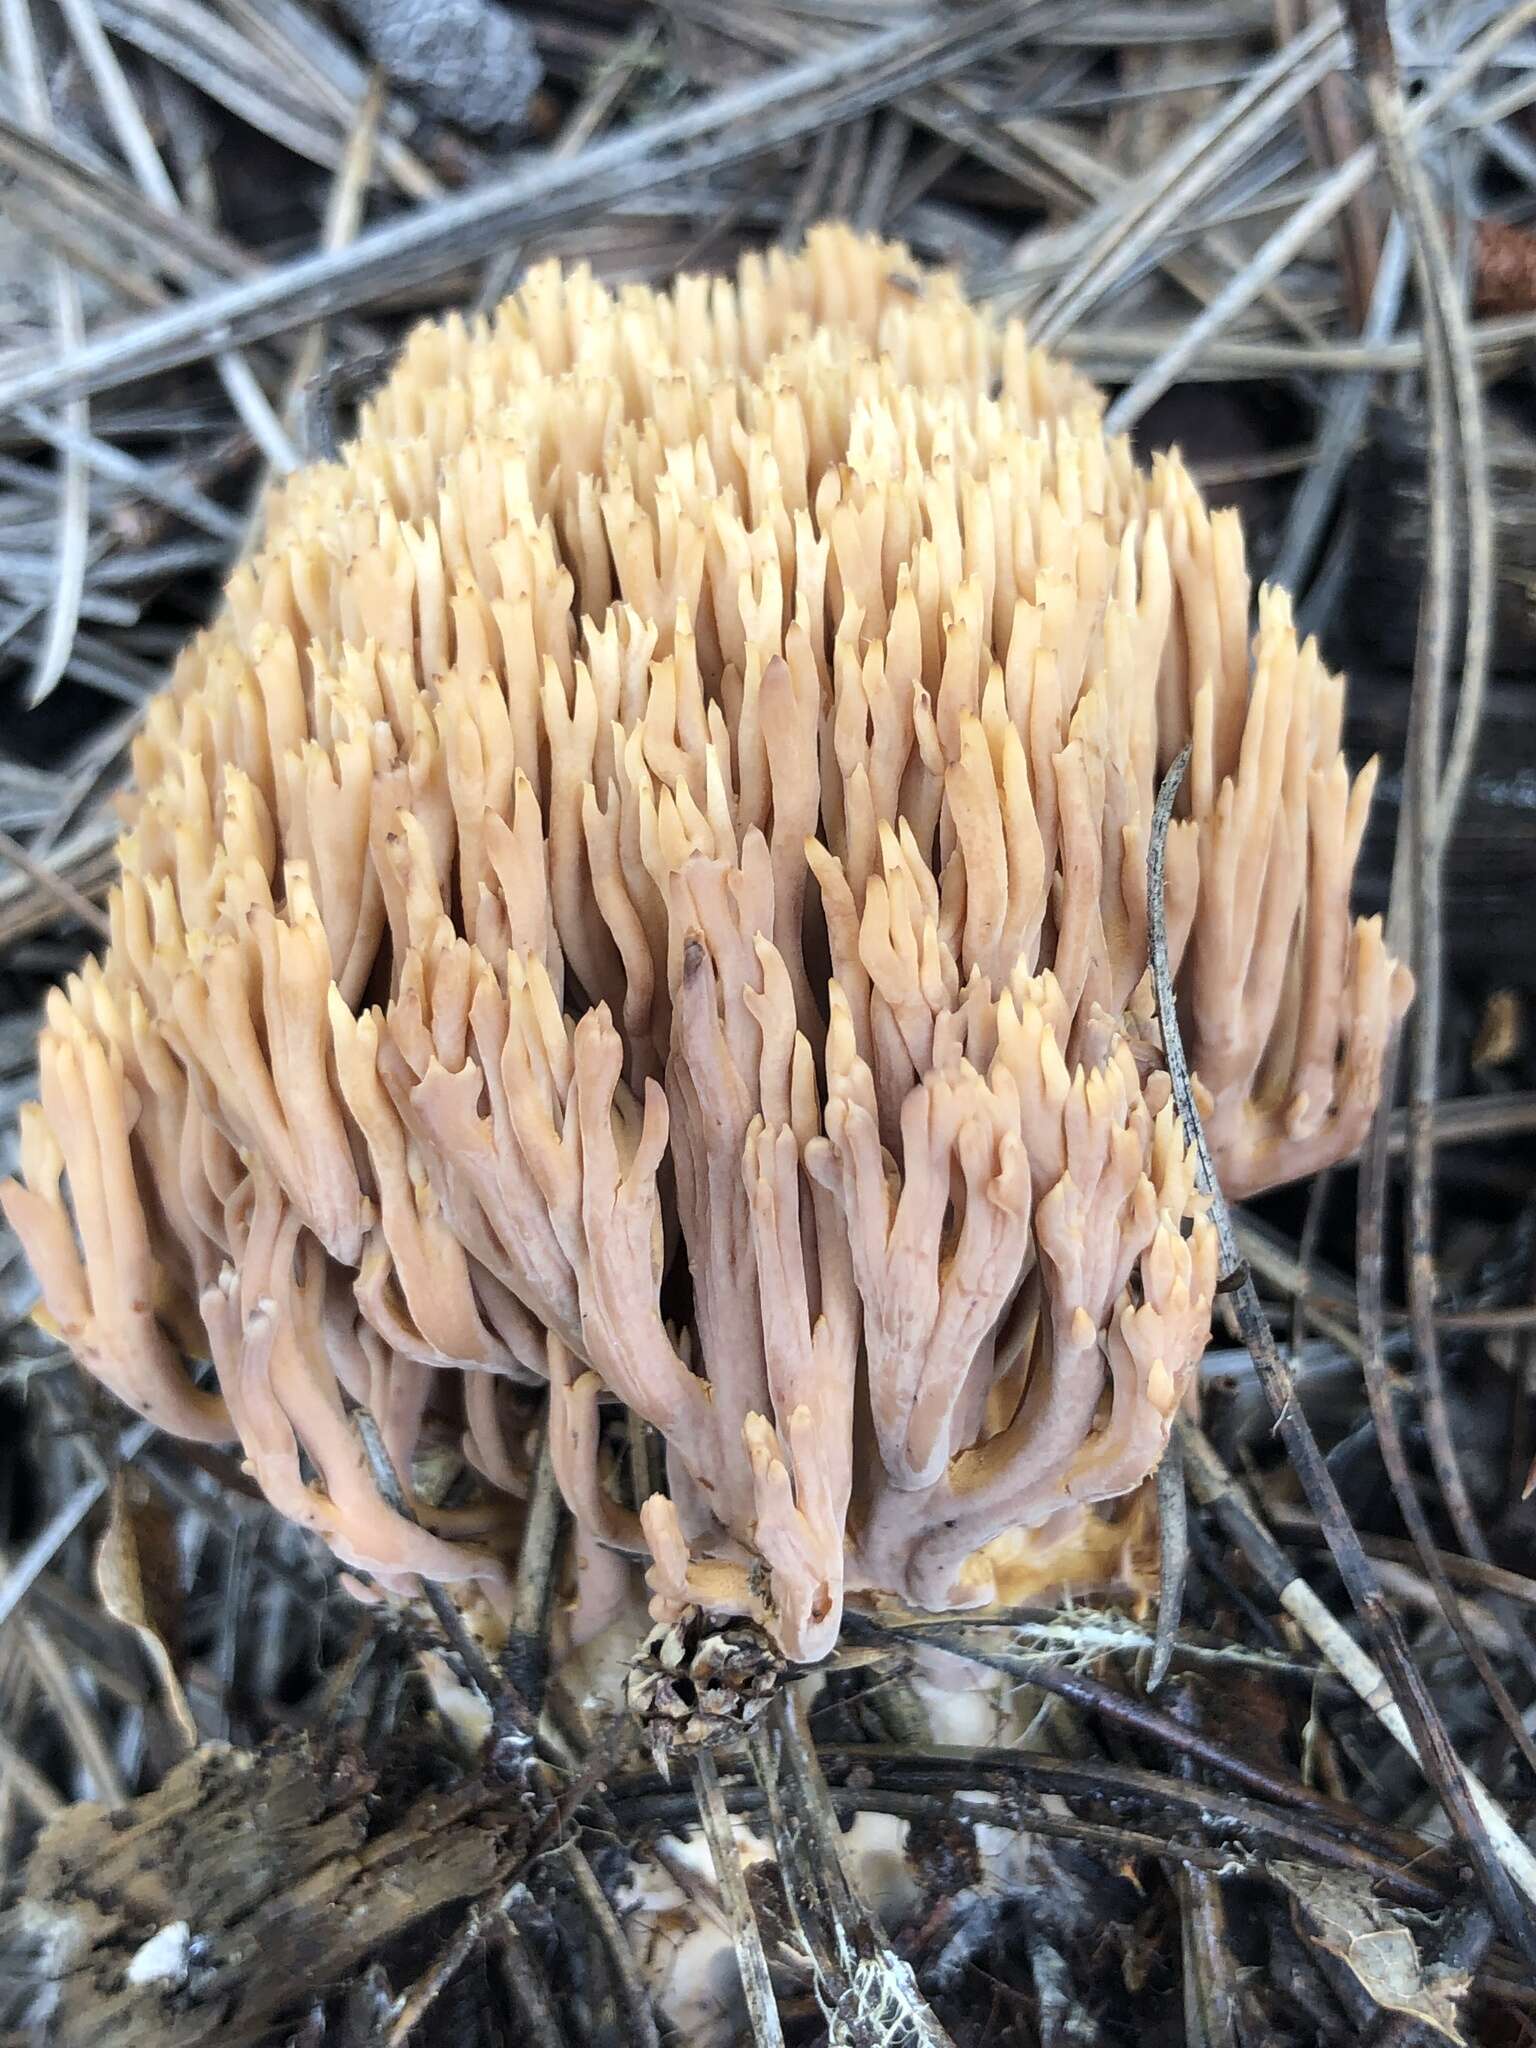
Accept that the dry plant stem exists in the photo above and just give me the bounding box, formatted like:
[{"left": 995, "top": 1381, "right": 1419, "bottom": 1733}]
[
  {"left": 1353, "top": 1106, "right": 1536, "bottom": 1779},
  {"left": 218, "top": 0, "right": 438, "bottom": 206},
  {"left": 848, "top": 1614, "right": 1427, "bottom": 1869},
  {"left": 1179, "top": 1418, "right": 1536, "bottom": 1930},
  {"left": 748, "top": 1698, "right": 861, "bottom": 1983},
  {"left": 556, "top": 1838, "right": 664, "bottom": 2048},
  {"left": 383, "top": 1900, "right": 489, "bottom": 2047},
  {"left": 752, "top": 1692, "right": 954, "bottom": 2046},
  {"left": 0, "top": 0, "right": 1057, "bottom": 413},
  {"left": 368, "top": 1693, "right": 643, "bottom": 2041},
  {"left": 0, "top": 825, "right": 110, "bottom": 940},
  {"left": 1057, "top": 311, "right": 1536, "bottom": 379},
  {"left": 625, "top": 1778, "right": 1418, "bottom": 1902},
  {"left": 1031, "top": 7, "right": 1346, "bottom": 346},
  {"left": 1149, "top": 1425, "right": 1188, "bottom": 1693},
  {"left": 1287, "top": 1163, "right": 1333, "bottom": 1363},
  {"left": 783, "top": 128, "right": 840, "bottom": 248},
  {"left": 49, "top": 0, "right": 297, "bottom": 474},
  {"left": 1149, "top": 750, "right": 1536, "bottom": 1957},
  {"left": 888, "top": 1608, "right": 1316, "bottom": 1684},
  {"left": 1278, "top": 0, "right": 1381, "bottom": 325},
  {"left": 1270, "top": 1509, "right": 1536, "bottom": 1616},
  {"left": 1165, "top": 1680, "right": 1240, "bottom": 2048},
  {"left": 1103, "top": 0, "right": 1536, "bottom": 432},
  {"left": 1398, "top": 160, "right": 1494, "bottom": 856},
  {"left": 353, "top": 1412, "right": 518, "bottom": 1726},
  {"left": 503, "top": 1428, "right": 564, "bottom": 1713},
  {"left": 855, "top": 108, "right": 911, "bottom": 231},
  {"left": 273, "top": 72, "right": 384, "bottom": 442},
  {"left": 494, "top": 1911, "right": 570, "bottom": 2048},
  {"left": 475, "top": 22, "right": 659, "bottom": 314},
  {"left": 0, "top": 1714, "right": 64, "bottom": 1821},
  {"left": 1338, "top": 184, "right": 1536, "bottom": 1768},
  {"left": 0, "top": 1415, "right": 154, "bottom": 1633},
  {"left": 1236, "top": 1217, "right": 1363, "bottom": 1362},
  {"left": 692, "top": 1748, "right": 786, "bottom": 2048},
  {"left": 1348, "top": 0, "right": 1500, "bottom": 1586},
  {"left": 1345, "top": 0, "right": 1536, "bottom": 1838},
  {"left": 680, "top": 0, "right": 1317, "bottom": 339},
  {"left": 1271, "top": 215, "right": 1408, "bottom": 624},
  {"left": 16, "top": 1604, "right": 123, "bottom": 1804},
  {"left": 12, "top": 401, "right": 241, "bottom": 543},
  {"left": 1346, "top": 24, "right": 1533, "bottom": 2012},
  {"left": 1, "top": 0, "right": 88, "bottom": 709},
  {"left": 629, "top": 1746, "right": 1450, "bottom": 1911}
]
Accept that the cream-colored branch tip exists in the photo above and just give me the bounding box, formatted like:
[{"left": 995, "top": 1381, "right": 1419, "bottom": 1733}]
[{"left": 2, "top": 226, "right": 1408, "bottom": 1652}]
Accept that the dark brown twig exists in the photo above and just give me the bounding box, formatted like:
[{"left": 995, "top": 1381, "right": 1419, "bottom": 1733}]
[{"left": 1148, "top": 746, "right": 1536, "bottom": 1960}]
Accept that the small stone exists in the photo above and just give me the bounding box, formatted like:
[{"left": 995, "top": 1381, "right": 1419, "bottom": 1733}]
[{"left": 334, "top": 0, "right": 541, "bottom": 136}]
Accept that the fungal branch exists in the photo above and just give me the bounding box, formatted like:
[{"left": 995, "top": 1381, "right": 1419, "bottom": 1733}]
[{"left": 2, "top": 227, "right": 1409, "bottom": 1657}]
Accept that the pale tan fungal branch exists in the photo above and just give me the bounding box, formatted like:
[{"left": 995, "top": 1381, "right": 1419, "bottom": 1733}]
[{"left": 2, "top": 228, "right": 1409, "bottom": 1656}]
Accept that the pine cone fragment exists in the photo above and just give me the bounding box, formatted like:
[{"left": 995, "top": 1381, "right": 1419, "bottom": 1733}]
[{"left": 627, "top": 1609, "right": 783, "bottom": 1770}]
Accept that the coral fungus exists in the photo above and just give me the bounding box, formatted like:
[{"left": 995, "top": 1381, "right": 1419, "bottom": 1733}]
[{"left": 3, "top": 228, "right": 1410, "bottom": 1659}]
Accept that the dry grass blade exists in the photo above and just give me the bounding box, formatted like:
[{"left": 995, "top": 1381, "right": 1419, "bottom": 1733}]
[
  {"left": 1, "top": 0, "right": 89, "bottom": 708},
  {"left": 1030, "top": 6, "right": 1344, "bottom": 344},
  {"left": 51, "top": 0, "right": 298, "bottom": 472},
  {"left": 0, "top": 1, "right": 1060, "bottom": 414},
  {"left": 1105, "top": 1, "right": 1536, "bottom": 429}
]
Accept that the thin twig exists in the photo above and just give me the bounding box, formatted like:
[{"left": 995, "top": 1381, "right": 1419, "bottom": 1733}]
[
  {"left": 353, "top": 1410, "right": 514, "bottom": 1717},
  {"left": 1149, "top": 1425, "right": 1188, "bottom": 1695},
  {"left": 1179, "top": 1419, "right": 1536, "bottom": 1931},
  {"left": 0, "top": 824, "right": 110, "bottom": 939},
  {"left": 693, "top": 1748, "right": 786, "bottom": 2048},
  {"left": 493, "top": 1908, "right": 571, "bottom": 2048},
  {"left": 0, "top": 1417, "right": 155, "bottom": 1633},
  {"left": 556, "top": 1837, "right": 664, "bottom": 2048},
  {"left": 383, "top": 1899, "right": 490, "bottom": 2046},
  {"left": 752, "top": 1690, "right": 955, "bottom": 2046},
  {"left": 503, "top": 1426, "right": 564, "bottom": 1714},
  {"left": 1031, "top": 9, "right": 1345, "bottom": 345},
  {"left": 1148, "top": 746, "right": 1536, "bottom": 1956},
  {"left": 1334, "top": 4, "right": 1536, "bottom": 1821},
  {"left": 623, "top": 1742, "right": 1453, "bottom": 1912},
  {"left": 50, "top": 0, "right": 298, "bottom": 471},
  {"left": 1104, "top": 2, "right": 1536, "bottom": 431},
  {"left": 0, "top": 1, "right": 1065, "bottom": 413},
  {"left": 844, "top": 1612, "right": 1429, "bottom": 1867},
  {"left": 1350, "top": 0, "right": 1502, "bottom": 1592},
  {"left": 1, "top": 0, "right": 90, "bottom": 707}
]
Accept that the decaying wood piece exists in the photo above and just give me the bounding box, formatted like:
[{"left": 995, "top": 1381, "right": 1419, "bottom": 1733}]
[{"left": 0, "top": 1736, "right": 508, "bottom": 2047}]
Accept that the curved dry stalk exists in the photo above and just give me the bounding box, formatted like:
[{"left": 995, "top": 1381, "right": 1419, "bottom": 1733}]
[
  {"left": 1339, "top": 0, "right": 1536, "bottom": 1794},
  {"left": 1104, "top": 0, "right": 1536, "bottom": 433},
  {"left": 1347, "top": 0, "right": 1502, "bottom": 1582}
]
